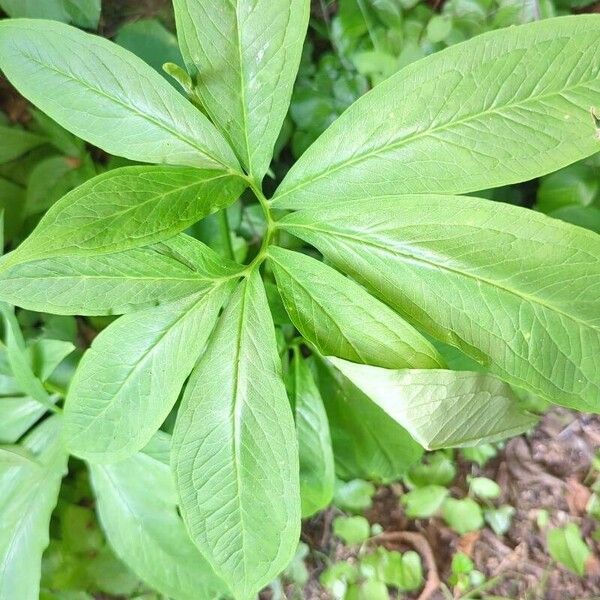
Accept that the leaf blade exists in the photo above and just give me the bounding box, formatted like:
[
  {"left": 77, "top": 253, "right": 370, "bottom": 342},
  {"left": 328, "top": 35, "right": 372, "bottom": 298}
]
[
  {"left": 0, "top": 417, "right": 68, "bottom": 600},
  {"left": 0, "top": 19, "right": 239, "bottom": 170},
  {"left": 65, "top": 284, "right": 233, "bottom": 462},
  {"left": 290, "top": 352, "right": 335, "bottom": 518},
  {"left": 329, "top": 357, "right": 537, "bottom": 450},
  {"left": 6, "top": 166, "right": 245, "bottom": 267},
  {"left": 90, "top": 436, "right": 229, "bottom": 600},
  {"left": 273, "top": 15, "right": 600, "bottom": 208},
  {"left": 269, "top": 246, "right": 442, "bottom": 369},
  {"left": 173, "top": 0, "right": 310, "bottom": 178},
  {"left": 279, "top": 196, "right": 600, "bottom": 411},
  {"left": 172, "top": 272, "right": 300, "bottom": 600},
  {"left": 0, "top": 237, "right": 231, "bottom": 315}
]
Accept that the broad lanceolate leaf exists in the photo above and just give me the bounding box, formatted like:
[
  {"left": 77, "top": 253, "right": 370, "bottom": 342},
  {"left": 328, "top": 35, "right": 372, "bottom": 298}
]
[
  {"left": 272, "top": 16, "right": 600, "bottom": 208},
  {"left": 90, "top": 436, "right": 228, "bottom": 600},
  {"left": 0, "top": 237, "right": 234, "bottom": 315},
  {"left": 269, "top": 247, "right": 442, "bottom": 369},
  {"left": 290, "top": 352, "right": 334, "bottom": 518},
  {"left": 174, "top": 0, "right": 310, "bottom": 179},
  {"left": 329, "top": 357, "right": 537, "bottom": 450},
  {"left": 172, "top": 272, "right": 300, "bottom": 600},
  {"left": 4, "top": 166, "right": 245, "bottom": 268},
  {"left": 65, "top": 283, "right": 233, "bottom": 462},
  {"left": 279, "top": 196, "right": 600, "bottom": 411},
  {"left": 315, "top": 358, "right": 423, "bottom": 483},
  {"left": 0, "top": 417, "right": 68, "bottom": 600},
  {"left": 0, "top": 20, "right": 239, "bottom": 170}
]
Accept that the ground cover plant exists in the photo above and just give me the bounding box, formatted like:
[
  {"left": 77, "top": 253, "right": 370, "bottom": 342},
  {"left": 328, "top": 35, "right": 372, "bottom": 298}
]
[{"left": 0, "top": 1, "right": 599, "bottom": 599}]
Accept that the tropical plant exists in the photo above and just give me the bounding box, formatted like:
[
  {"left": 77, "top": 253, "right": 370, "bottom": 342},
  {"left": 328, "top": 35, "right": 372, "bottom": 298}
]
[{"left": 0, "top": 5, "right": 599, "bottom": 599}]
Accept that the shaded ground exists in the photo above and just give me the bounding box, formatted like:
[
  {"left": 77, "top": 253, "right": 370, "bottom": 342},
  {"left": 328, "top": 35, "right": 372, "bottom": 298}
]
[{"left": 297, "top": 409, "right": 600, "bottom": 599}]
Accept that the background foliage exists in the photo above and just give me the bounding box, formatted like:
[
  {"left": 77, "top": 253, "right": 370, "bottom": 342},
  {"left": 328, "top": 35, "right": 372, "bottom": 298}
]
[{"left": 0, "top": 0, "right": 599, "bottom": 599}]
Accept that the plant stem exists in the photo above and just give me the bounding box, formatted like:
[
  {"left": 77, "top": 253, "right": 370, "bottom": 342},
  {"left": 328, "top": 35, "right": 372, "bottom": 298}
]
[
  {"left": 217, "top": 208, "right": 235, "bottom": 261},
  {"left": 236, "top": 176, "right": 277, "bottom": 275}
]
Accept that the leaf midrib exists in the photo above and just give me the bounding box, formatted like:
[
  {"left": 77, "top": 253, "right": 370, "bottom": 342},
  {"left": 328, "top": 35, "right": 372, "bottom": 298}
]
[
  {"left": 284, "top": 221, "right": 597, "bottom": 332},
  {"left": 230, "top": 278, "right": 250, "bottom": 587},
  {"left": 274, "top": 73, "right": 597, "bottom": 202}
]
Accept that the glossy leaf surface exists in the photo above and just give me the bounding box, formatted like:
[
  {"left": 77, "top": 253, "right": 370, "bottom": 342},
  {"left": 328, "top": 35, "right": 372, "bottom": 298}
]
[
  {"left": 172, "top": 272, "right": 300, "bottom": 600},
  {"left": 65, "top": 284, "right": 233, "bottom": 462},
  {"left": 0, "top": 19, "right": 239, "bottom": 169},
  {"left": 280, "top": 196, "right": 600, "bottom": 411},
  {"left": 330, "top": 357, "right": 537, "bottom": 449},
  {"left": 273, "top": 16, "right": 600, "bottom": 208},
  {"left": 174, "top": 0, "right": 309, "bottom": 178},
  {"left": 269, "top": 247, "right": 442, "bottom": 369}
]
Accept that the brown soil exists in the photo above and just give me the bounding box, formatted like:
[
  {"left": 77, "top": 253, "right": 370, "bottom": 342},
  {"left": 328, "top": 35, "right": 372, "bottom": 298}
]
[{"left": 293, "top": 409, "right": 600, "bottom": 600}]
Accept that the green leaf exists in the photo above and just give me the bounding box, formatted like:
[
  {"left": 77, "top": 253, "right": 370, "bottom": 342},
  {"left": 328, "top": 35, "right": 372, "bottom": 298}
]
[
  {"left": 0, "top": 304, "right": 57, "bottom": 414},
  {"left": 25, "top": 156, "right": 79, "bottom": 218},
  {"left": 0, "top": 125, "right": 46, "bottom": 164},
  {"left": 273, "top": 16, "right": 600, "bottom": 208},
  {"left": 333, "top": 515, "right": 371, "bottom": 545},
  {"left": 547, "top": 523, "right": 591, "bottom": 576},
  {"left": 5, "top": 166, "right": 245, "bottom": 268},
  {"left": 0, "top": 397, "right": 51, "bottom": 443},
  {"left": 375, "top": 549, "right": 423, "bottom": 592},
  {"left": 461, "top": 444, "right": 497, "bottom": 467},
  {"left": 451, "top": 552, "right": 474, "bottom": 575},
  {"left": 280, "top": 195, "right": 600, "bottom": 411},
  {"left": 173, "top": 0, "right": 310, "bottom": 179},
  {"left": 89, "top": 436, "right": 229, "bottom": 599},
  {"left": 469, "top": 476, "right": 501, "bottom": 499},
  {"left": 0, "top": 0, "right": 69, "bottom": 21},
  {"left": 537, "top": 164, "right": 599, "bottom": 213},
  {"left": 346, "top": 580, "right": 390, "bottom": 600},
  {"left": 551, "top": 205, "right": 600, "bottom": 234},
  {"left": 401, "top": 485, "right": 449, "bottom": 518},
  {"left": 27, "top": 339, "right": 75, "bottom": 383},
  {"left": 316, "top": 358, "right": 423, "bottom": 483},
  {"left": 115, "top": 19, "right": 184, "bottom": 80},
  {"left": 329, "top": 357, "right": 537, "bottom": 449},
  {"left": 269, "top": 247, "right": 442, "bottom": 369},
  {"left": 0, "top": 444, "right": 38, "bottom": 467},
  {"left": 320, "top": 561, "right": 358, "bottom": 599},
  {"left": 65, "top": 284, "right": 233, "bottom": 462},
  {"left": 333, "top": 479, "right": 376, "bottom": 513},
  {"left": 0, "top": 20, "right": 238, "bottom": 170},
  {"left": 484, "top": 505, "right": 515, "bottom": 535},
  {"left": 442, "top": 497, "right": 484, "bottom": 534},
  {"left": 290, "top": 351, "right": 335, "bottom": 517},
  {"left": 0, "top": 417, "right": 68, "bottom": 600},
  {"left": 0, "top": 0, "right": 100, "bottom": 28},
  {"left": 0, "top": 238, "right": 231, "bottom": 315},
  {"left": 407, "top": 451, "right": 456, "bottom": 487},
  {"left": 0, "top": 177, "right": 25, "bottom": 244},
  {"left": 62, "top": 0, "right": 101, "bottom": 29},
  {"left": 172, "top": 272, "right": 300, "bottom": 600}
]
